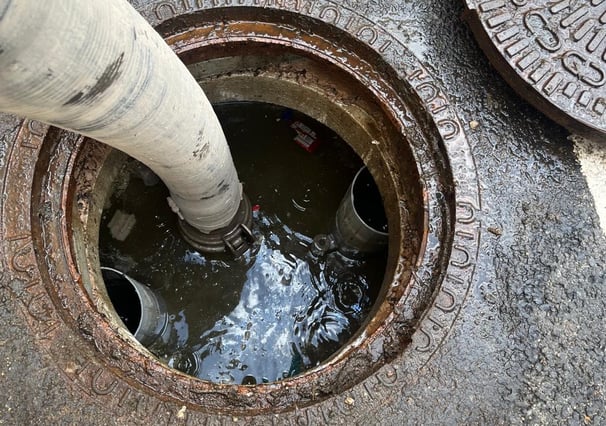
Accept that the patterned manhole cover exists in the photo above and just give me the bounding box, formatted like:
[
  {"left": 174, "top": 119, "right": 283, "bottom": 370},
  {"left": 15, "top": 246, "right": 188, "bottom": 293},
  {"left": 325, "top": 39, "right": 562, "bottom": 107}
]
[{"left": 464, "top": 0, "right": 606, "bottom": 141}]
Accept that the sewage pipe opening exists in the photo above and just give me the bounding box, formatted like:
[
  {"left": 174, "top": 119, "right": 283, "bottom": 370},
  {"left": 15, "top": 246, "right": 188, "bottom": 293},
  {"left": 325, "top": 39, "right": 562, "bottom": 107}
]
[
  {"left": 353, "top": 168, "right": 389, "bottom": 235},
  {"left": 102, "top": 268, "right": 142, "bottom": 334},
  {"left": 101, "top": 266, "right": 170, "bottom": 347},
  {"left": 313, "top": 167, "right": 389, "bottom": 258}
]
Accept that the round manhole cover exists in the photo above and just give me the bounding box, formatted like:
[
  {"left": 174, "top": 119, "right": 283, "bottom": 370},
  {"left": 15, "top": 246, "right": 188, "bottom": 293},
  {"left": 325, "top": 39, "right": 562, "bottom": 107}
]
[{"left": 464, "top": 0, "right": 606, "bottom": 141}]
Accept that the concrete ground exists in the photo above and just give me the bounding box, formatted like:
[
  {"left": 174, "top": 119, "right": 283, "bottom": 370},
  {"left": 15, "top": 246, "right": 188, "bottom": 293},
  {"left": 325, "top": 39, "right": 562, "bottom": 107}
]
[{"left": 1, "top": 0, "right": 605, "bottom": 424}]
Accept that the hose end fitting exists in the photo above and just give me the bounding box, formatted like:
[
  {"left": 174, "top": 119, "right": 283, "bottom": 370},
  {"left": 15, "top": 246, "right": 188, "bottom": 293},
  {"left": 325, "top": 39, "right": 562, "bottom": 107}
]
[{"left": 178, "top": 195, "right": 254, "bottom": 256}]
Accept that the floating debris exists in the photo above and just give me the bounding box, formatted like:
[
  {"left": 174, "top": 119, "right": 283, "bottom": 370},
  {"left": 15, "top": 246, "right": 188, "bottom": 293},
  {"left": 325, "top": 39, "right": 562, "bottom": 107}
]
[{"left": 107, "top": 210, "right": 136, "bottom": 241}]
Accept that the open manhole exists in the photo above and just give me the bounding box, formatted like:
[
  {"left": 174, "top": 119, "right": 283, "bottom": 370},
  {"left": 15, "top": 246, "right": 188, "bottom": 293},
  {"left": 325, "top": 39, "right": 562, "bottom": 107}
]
[
  {"left": 71, "top": 30, "right": 428, "bottom": 408},
  {"left": 0, "top": 3, "right": 481, "bottom": 420}
]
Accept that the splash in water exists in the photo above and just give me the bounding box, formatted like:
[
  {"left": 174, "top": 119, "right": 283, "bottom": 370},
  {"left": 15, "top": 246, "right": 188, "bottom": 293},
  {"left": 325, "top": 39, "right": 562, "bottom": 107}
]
[{"left": 159, "top": 210, "right": 373, "bottom": 384}]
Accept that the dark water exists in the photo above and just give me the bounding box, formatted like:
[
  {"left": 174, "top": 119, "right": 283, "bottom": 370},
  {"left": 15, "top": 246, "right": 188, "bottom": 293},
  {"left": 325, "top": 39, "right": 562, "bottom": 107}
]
[{"left": 99, "top": 102, "right": 387, "bottom": 384}]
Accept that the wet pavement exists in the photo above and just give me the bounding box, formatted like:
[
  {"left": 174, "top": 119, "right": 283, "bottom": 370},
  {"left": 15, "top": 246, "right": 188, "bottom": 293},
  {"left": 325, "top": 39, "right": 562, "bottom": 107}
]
[{"left": 1, "top": 0, "right": 606, "bottom": 424}]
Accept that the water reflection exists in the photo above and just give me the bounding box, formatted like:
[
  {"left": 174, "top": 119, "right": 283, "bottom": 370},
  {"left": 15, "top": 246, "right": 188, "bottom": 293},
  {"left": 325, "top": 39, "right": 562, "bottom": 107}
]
[{"left": 161, "top": 211, "right": 372, "bottom": 384}]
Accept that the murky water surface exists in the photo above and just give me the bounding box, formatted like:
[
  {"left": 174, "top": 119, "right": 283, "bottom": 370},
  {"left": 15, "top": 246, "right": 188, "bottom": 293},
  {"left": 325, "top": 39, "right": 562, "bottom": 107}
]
[{"left": 99, "top": 103, "right": 387, "bottom": 384}]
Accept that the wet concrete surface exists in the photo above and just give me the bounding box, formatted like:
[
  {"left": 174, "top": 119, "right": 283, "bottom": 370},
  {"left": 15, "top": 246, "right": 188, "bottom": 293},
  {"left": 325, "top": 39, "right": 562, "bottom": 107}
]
[{"left": 1, "top": 0, "right": 606, "bottom": 424}]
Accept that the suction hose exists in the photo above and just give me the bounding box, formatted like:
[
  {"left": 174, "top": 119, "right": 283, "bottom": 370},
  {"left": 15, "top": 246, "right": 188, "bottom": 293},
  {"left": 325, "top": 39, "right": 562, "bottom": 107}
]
[{"left": 0, "top": 0, "right": 251, "bottom": 253}]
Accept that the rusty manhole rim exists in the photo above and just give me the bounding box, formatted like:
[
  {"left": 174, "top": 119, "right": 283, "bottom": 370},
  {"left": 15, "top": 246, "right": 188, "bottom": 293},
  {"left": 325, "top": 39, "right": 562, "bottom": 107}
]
[{"left": 24, "top": 10, "right": 457, "bottom": 415}]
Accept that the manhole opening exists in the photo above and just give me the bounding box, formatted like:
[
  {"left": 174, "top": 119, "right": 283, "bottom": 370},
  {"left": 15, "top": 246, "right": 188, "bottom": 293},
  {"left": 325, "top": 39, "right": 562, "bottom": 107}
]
[
  {"left": 98, "top": 102, "right": 389, "bottom": 384},
  {"left": 57, "top": 14, "right": 451, "bottom": 411}
]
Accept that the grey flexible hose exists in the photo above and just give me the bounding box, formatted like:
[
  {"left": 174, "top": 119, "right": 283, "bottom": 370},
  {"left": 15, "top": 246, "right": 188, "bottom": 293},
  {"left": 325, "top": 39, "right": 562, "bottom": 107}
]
[{"left": 0, "top": 0, "right": 242, "bottom": 233}]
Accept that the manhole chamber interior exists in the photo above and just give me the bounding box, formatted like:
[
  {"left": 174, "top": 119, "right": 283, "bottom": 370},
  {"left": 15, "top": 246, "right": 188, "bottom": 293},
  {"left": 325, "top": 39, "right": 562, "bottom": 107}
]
[
  {"left": 97, "top": 100, "right": 391, "bottom": 384},
  {"left": 25, "top": 7, "right": 459, "bottom": 414}
]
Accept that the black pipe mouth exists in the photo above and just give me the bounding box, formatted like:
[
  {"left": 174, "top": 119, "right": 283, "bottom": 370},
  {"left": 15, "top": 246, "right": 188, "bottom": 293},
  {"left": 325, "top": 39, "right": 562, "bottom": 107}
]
[
  {"left": 101, "top": 268, "right": 142, "bottom": 334},
  {"left": 352, "top": 167, "right": 388, "bottom": 235}
]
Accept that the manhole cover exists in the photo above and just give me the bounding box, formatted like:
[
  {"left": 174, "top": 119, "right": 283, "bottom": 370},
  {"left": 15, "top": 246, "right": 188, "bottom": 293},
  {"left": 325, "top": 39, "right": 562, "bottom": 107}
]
[{"left": 464, "top": 0, "right": 606, "bottom": 141}]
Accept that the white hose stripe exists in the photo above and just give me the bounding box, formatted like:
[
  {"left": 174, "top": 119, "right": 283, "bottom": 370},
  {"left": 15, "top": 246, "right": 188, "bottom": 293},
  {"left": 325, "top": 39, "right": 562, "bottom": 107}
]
[{"left": 572, "top": 135, "right": 606, "bottom": 234}]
